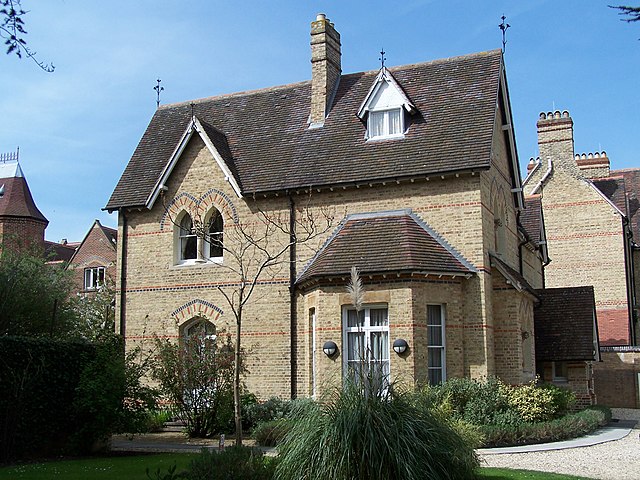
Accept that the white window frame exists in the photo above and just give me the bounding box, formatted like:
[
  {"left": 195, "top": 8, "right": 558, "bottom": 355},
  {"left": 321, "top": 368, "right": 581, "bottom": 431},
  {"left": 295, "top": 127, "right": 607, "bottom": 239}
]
[
  {"left": 177, "top": 213, "right": 198, "bottom": 265},
  {"left": 342, "top": 304, "right": 390, "bottom": 385},
  {"left": 427, "top": 304, "right": 446, "bottom": 385},
  {"left": 204, "top": 208, "right": 224, "bottom": 263},
  {"left": 367, "top": 107, "right": 405, "bottom": 141},
  {"left": 310, "top": 308, "right": 317, "bottom": 398},
  {"left": 84, "top": 266, "right": 105, "bottom": 290}
]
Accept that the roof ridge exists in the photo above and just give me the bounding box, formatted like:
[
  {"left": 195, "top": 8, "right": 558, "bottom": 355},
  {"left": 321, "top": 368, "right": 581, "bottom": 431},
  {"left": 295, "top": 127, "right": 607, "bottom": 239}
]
[{"left": 159, "top": 49, "right": 503, "bottom": 111}]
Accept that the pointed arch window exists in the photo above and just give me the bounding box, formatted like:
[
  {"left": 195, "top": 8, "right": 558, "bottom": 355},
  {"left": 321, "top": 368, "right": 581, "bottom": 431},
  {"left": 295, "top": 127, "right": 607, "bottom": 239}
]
[
  {"left": 205, "top": 208, "right": 224, "bottom": 261},
  {"left": 179, "top": 214, "right": 197, "bottom": 263}
]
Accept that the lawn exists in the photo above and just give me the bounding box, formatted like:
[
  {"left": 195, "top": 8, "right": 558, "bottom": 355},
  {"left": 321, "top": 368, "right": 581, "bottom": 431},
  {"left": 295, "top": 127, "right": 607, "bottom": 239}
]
[
  {"left": 0, "top": 455, "right": 595, "bottom": 480},
  {"left": 0, "top": 453, "right": 198, "bottom": 480}
]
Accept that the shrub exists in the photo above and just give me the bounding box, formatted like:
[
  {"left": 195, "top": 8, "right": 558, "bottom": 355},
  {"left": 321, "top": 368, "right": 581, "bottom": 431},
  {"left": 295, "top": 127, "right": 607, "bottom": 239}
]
[
  {"left": 183, "top": 446, "right": 277, "bottom": 480},
  {"left": 151, "top": 331, "right": 242, "bottom": 438},
  {"left": 481, "top": 406, "right": 609, "bottom": 447},
  {"left": 503, "top": 381, "right": 576, "bottom": 423},
  {"left": 275, "top": 380, "right": 478, "bottom": 480},
  {"left": 244, "top": 397, "right": 293, "bottom": 431},
  {"left": 253, "top": 418, "right": 292, "bottom": 447}
]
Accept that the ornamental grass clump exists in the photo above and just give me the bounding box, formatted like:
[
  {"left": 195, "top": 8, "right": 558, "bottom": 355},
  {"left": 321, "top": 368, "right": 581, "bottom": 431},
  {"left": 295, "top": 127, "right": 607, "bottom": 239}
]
[{"left": 275, "top": 379, "right": 478, "bottom": 480}]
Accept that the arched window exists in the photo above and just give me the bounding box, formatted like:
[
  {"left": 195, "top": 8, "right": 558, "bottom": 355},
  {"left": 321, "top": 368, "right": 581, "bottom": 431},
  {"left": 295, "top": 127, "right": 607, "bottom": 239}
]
[
  {"left": 205, "top": 209, "right": 224, "bottom": 260},
  {"left": 182, "top": 317, "right": 217, "bottom": 354},
  {"left": 179, "top": 214, "right": 197, "bottom": 262}
]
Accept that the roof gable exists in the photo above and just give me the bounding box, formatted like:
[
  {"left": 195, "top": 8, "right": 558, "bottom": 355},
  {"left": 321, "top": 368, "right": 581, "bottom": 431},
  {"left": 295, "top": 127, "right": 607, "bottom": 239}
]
[
  {"left": 356, "top": 67, "right": 416, "bottom": 119},
  {"left": 68, "top": 219, "right": 117, "bottom": 266},
  {"left": 297, "top": 210, "right": 475, "bottom": 285},
  {"left": 106, "top": 50, "right": 503, "bottom": 211}
]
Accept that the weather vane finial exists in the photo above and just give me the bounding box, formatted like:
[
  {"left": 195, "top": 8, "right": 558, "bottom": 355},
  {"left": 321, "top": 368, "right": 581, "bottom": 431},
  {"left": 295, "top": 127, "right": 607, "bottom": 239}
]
[
  {"left": 379, "top": 48, "right": 386, "bottom": 69},
  {"left": 154, "top": 78, "right": 164, "bottom": 109},
  {"left": 499, "top": 15, "right": 510, "bottom": 52}
]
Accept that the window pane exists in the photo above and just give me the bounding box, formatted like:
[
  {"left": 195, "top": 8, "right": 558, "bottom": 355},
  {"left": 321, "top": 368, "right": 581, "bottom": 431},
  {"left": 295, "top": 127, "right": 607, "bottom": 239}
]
[
  {"left": 369, "top": 111, "right": 384, "bottom": 138},
  {"left": 428, "top": 369, "right": 443, "bottom": 385},
  {"left": 347, "top": 331, "right": 364, "bottom": 361},
  {"left": 428, "top": 348, "right": 443, "bottom": 368},
  {"left": 427, "top": 305, "right": 442, "bottom": 326},
  {"left": 388, "top": 109, "right": 402, "bottom": 134},
  {"left": 428, "top": 325, "right": 443, "bottom": 346},
  {"left": 347, "top": 309, "right": 364, "bottom": 328},
  {"left": 370, "top": 331, "right": 389, "bottom": 361},
  {"left": 370, "top": 308, "right": 388, "bottom": 327}
]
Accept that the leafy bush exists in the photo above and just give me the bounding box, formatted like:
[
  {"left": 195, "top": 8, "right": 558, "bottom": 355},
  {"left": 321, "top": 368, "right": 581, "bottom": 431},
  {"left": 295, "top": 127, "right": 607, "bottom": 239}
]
[
  {"left": 275, "top": 380, "right": 478, "bottom": 480},
  {"left": 503, "top": 381, "right": 576, "bottom": 423},
  {"left": 244, "top": 397, "right": 293, "bottom": 431},
  {"left": 481, "top": 406, "right": 610, "bottom": 447},
  {"left": 152, "top": 330, "right": 242, "bottom": 438},
  {"left": 0, "top": 335, "right": 153, "bottom": 460},
  {"left": 183, "top": 446, "right": 277, "bottom": 480},
  {"left": 253, "top": 418, "right": 292, "bottom": 447}
]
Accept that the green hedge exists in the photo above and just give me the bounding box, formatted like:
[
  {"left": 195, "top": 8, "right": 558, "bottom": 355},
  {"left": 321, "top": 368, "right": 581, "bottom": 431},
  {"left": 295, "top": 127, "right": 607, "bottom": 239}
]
[{"left": 0, "top": 335, "right": 126, "bottom": 462}]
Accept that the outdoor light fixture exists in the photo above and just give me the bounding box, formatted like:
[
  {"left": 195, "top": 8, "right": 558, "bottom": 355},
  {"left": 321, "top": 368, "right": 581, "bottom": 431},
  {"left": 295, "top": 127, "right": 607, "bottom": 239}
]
[
  {"left": 323, "top": 340, "right": 338, "bottom": 357},
  {"left": 393, "top": 338, "right": 409, "bottom": 354}
]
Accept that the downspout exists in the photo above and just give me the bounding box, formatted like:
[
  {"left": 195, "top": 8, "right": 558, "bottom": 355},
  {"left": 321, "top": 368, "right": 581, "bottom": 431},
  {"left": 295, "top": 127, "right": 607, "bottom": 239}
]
[
  {"left": 288, "top": 195, "right": 297, "bottom": 399},
  {"left": 119, "top": 209, "right": 128, "bottom": 337},
  {"left": 622, "top": 217, "right": 636, "bottom": 345},
  {"left": 517, "top": 211, "right": 527, "bottom": 275}
]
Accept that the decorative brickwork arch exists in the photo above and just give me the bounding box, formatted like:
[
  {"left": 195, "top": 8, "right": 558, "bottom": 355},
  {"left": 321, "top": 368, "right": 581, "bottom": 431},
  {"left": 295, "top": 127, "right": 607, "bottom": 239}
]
[
  {"left": 197, "top": 188, "right": 239, "bottom": 225},
  {"left": 172, "top": 299, "right": 224, "bottom": 326},
  {"left": 160, "top": 192, "right": 199, "bottom": 231}
]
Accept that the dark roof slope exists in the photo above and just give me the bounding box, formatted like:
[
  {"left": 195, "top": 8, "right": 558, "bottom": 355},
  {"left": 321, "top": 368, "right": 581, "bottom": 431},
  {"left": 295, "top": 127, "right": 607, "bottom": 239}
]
[
  {"left": 520, "top": 195, "right": 542, "bottom": 244},
  {"left": 592, "top": 176, "right": 627, "bottom": 214},
  {"left": 0, "top": 175, "right": 48, "bottom": 223},
  {"left": 45, "top": 241, "right": 76, "bottom": 263},
  {"left": 296, "top": 211, "right": 474, "bottom": 285},
  {"left": 106, "top": 50, "right": 503, "bottom": 210},
  {"left": 534, "top": 286, "right": 598, "bottom": 362},
  {"left": 611, "top": 168, "right": 640, "bottom": 238}
]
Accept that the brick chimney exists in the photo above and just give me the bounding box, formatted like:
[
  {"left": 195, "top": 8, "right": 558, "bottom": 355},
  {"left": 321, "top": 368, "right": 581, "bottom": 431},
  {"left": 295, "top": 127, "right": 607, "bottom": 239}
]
[
  {"left": 310, "top": 13, "right": 341, "bottom": 127},
  {"left": 537, "top": 110, "right": 578, "bottom": 175}
]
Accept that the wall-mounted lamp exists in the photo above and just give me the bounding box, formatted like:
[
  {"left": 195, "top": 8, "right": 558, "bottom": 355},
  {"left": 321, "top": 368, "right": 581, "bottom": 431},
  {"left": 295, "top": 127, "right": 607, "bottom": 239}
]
[
  {"left": 323, "top": 340, "right": 338, "bottom": 357},
  {"left": 393, "top": 338, "right": 409, "bottom": 355}
]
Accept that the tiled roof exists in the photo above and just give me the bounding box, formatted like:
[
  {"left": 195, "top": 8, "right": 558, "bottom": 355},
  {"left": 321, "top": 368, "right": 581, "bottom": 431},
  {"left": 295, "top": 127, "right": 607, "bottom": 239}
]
[
  {"left": 0, "top": 173, "right": 48, "bottom": 223},
  {"left": 45, "top": 241, "right": 76, "bottom": 263},
  {"left": 106, "top": 50, "right": 503, "bottom": 210},
  {"left": 534, "top": 286, "right": 598, "bottom": 361},
  {"left": 611, "top": 168, "right": 640, "bottom": 238},
  {"left": 99, "top": 223, "right": 117, "bottom": 242},
  {"left": 296, "top": 210, "right": 474, "bottom": 285},
  {"left": 520, "top": 195, "right": 542, "bottom": 244},
  {"left": 592, "top": 176, "right": 627, "bottom": 214}
]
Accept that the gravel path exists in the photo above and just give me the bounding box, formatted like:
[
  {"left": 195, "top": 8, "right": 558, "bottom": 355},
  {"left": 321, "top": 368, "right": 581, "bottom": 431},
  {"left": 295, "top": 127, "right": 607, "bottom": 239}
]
[{"left": 479, "top": 409, "right": 640, "bottom": 480}]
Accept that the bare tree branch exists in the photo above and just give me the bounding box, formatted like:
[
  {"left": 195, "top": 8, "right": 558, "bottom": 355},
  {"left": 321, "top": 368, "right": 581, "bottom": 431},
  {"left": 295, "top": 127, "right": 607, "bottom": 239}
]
[{"left": 1, "top": 0, "right": 54, "bottom": 71}]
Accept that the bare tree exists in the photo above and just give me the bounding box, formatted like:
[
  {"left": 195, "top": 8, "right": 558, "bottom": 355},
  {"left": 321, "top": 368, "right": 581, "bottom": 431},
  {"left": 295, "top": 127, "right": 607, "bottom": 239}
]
[
  {"left": 610, "top": 5, "right": 640, "bottom": 23},
  {"left": 163, "top": 195, "right": 336, "bottom": 445},
  {"left": 1, "top": 0, "right": 54, "bottom": 71}
]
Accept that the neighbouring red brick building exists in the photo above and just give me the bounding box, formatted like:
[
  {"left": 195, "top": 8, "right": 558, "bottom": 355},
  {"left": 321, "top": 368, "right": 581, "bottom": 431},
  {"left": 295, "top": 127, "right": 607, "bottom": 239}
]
[{"left": 67, "top": 220, "right": 117, "bottom": 294}]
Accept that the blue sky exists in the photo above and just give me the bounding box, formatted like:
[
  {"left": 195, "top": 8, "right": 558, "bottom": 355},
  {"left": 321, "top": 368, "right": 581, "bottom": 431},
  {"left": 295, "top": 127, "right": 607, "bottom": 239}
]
[{"left": 0, "top": 0, "right": 638, "bottom": 242}]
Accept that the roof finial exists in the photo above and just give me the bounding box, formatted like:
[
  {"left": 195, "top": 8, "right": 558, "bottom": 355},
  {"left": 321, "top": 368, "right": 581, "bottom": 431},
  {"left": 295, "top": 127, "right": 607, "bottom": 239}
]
[
  {"left": 154, "top": 78, "right": 164, "bottom": 109},
  {"left": 379, "top": 48, "right": 386, "bottom": 69},
  {"left": 499, "top": 15, "right": 510, "bottom": 52},
  {"left": 190, "top": 102, "right": 197, "bottom": 128}
]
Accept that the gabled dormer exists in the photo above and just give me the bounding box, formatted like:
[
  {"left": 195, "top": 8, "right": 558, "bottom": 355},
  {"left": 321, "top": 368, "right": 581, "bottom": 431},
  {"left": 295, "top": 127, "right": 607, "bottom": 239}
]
[{"left": 357, "top": 68, "right": 416, "bottom": 141}]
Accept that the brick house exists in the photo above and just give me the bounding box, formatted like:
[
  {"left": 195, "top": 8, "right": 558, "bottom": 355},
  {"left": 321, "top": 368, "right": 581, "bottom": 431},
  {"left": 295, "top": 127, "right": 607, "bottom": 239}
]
[
  {"left": 66, "top": 219, "right": 117, "bottom": 294},
  {"left": 523, "top": 111, "right": 640, "bottom": 407},
  {"left": 106, "top": 15, "right": 598, "bottom": 400}
]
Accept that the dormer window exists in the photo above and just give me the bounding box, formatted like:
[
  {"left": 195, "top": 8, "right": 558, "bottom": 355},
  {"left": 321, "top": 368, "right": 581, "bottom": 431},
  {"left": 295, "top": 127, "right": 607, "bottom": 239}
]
[
  {"left": 357, "top": 67, "right": 416, "bottom": 141},
  {"left": 368, "top": 107, "right": 403, "bottom": 140}
]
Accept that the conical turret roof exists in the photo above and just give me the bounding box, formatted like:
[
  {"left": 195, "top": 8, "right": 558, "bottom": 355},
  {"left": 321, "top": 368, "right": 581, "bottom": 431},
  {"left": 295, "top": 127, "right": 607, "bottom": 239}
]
[{"left": 0, "top": 160, "right": 48, "bottom": 223}]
